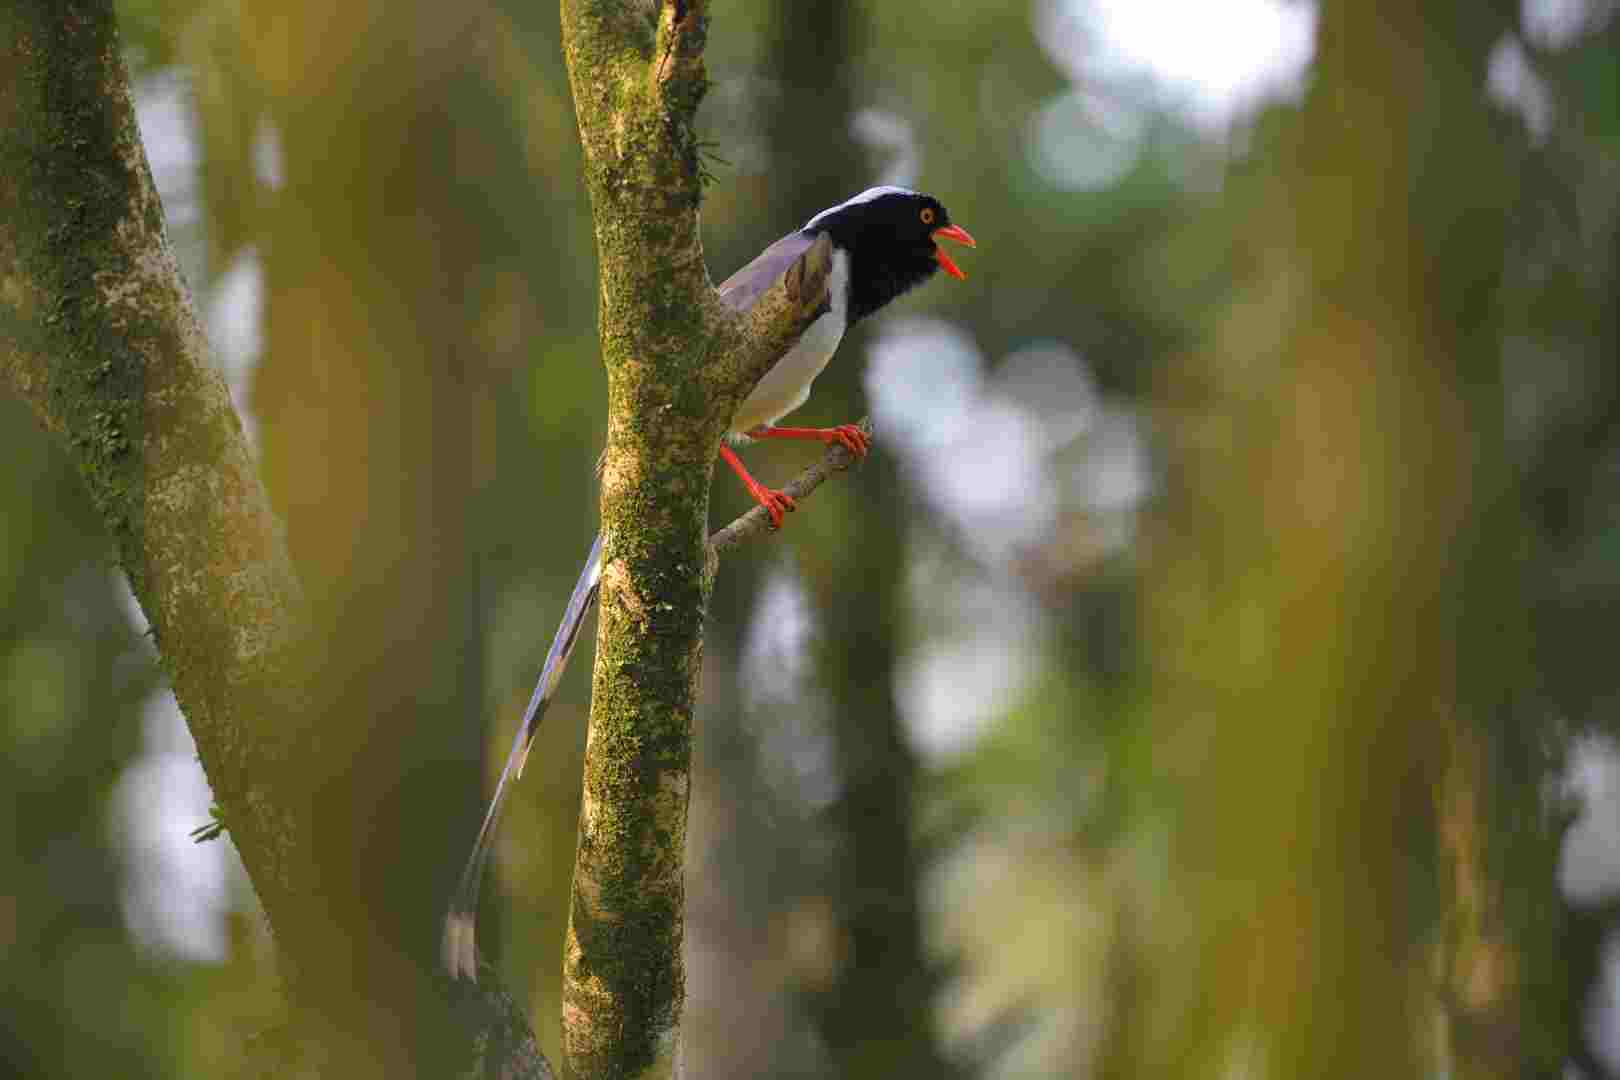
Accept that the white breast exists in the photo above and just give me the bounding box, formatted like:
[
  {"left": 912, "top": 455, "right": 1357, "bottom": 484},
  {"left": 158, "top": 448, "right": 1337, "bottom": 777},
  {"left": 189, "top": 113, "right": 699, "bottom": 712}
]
[{"left": 730, "top": 248, "right": 850, "bottom": 435}]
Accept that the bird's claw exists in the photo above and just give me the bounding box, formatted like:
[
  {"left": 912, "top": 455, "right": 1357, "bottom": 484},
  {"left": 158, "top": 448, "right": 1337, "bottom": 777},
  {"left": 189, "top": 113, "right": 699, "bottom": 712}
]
[
  {"left": 755, "top": 487, "right": 796, "bottom": 530},
  {"left": 827, "top": 424, "right": 869, "bottom": 458}
]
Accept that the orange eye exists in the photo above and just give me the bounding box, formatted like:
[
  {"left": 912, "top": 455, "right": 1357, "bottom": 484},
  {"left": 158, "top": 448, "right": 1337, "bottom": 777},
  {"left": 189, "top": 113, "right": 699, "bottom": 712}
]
[{"left": 920, "top": 207, "right": 936, "bottom": 226}]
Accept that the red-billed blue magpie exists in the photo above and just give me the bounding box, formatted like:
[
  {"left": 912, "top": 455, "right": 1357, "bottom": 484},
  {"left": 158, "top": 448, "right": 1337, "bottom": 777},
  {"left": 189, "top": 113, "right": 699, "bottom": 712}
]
[{"left": 444, "top": 187, "right": 974, "bottom": 978}]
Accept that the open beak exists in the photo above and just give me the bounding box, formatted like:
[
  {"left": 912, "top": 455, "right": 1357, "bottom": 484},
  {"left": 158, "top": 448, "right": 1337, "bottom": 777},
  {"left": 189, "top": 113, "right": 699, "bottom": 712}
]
[{"left": 931, "top": 224, "right": 977, "bottom": 281}]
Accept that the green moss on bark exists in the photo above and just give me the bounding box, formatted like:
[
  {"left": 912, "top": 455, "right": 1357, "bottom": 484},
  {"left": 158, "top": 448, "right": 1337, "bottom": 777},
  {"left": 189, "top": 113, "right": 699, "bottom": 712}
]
[
  {"left": 553, "top": 4, "right": 844, "bottom": 1075},
  {"left": 3, "top": 0, "right": 313, "bottom": 961},
  {"left": 556, "top": 4, "right": 718, "bottom": 1076},
  {"left": 3, "top": 2, "right": 157, "bottom": 593}
]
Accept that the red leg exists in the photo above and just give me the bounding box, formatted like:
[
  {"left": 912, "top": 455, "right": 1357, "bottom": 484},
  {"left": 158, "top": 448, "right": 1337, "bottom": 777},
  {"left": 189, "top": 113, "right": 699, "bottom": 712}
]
[
  {"left": 747, "top": 423, "right": 870, "bottom": 458},
  {"left": 719, "top": 444, "right": 795, "bottom": 530}
]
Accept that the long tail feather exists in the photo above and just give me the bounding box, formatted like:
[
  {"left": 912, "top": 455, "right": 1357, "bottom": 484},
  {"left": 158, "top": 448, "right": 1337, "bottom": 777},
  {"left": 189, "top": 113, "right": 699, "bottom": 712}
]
[{"left": 443, "top": 532, "right": 605, "bottom": 979}]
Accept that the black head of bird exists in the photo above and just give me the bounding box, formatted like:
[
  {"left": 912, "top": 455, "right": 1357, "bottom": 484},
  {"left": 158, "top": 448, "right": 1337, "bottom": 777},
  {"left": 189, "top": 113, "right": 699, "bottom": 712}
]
[{"left": 802, "top": 186, "right": 976, "bottom": 324}]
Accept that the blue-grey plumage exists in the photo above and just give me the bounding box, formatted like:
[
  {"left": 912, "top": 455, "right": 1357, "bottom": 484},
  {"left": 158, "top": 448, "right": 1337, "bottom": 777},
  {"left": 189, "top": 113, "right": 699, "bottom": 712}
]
[{"left": 443, "top": 531, "right": 604, "bottom": 980}]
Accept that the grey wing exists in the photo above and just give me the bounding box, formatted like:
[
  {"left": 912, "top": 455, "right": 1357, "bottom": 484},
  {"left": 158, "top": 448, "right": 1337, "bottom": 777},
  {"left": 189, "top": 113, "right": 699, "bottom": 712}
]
[{"left": 717, "top": 230, "right": 815, "bottom": 314}]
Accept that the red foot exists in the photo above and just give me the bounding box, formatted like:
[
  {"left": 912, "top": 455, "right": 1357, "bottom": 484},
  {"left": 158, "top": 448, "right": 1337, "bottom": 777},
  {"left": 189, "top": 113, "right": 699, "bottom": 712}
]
[
  {"left": 719, "top": 445, "right": 796, "bottom": 529},
  {"left": 752, "top": 487, "right": 797, "bottom": 530},
  {"left": 824, "top": 424, "right": 870, "bottom": 457},
  {"left": 747, "top": 424, "right": 870, "bottom": 459}
]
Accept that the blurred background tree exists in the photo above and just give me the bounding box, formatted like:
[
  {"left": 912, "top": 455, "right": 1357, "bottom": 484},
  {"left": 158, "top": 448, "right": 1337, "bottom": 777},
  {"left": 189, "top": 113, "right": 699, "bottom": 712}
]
[{"left": 5, "top": 0, "right": 1620, "bottom": 1076}]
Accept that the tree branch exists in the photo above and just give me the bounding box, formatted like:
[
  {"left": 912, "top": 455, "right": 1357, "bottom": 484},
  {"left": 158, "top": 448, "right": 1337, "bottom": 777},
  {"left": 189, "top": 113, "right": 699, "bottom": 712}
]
[
  {"left": 0, "top": 0, "right": 315, "bottom": 951},
  {"left": 708, "top": 417, "right": 873, "bottom": 553}
]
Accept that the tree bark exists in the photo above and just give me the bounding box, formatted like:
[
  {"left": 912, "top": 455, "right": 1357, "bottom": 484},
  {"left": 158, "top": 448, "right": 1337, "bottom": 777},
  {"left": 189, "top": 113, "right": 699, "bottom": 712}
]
[
  {"left": 3, "top": 6, "right": 553, "bottom": 1075},
  {"left": 0, "top": 0, "right": 317, "bottom": 965},
  {"left": 555, "top": 2, "right": 837, "bottom": 1075}
]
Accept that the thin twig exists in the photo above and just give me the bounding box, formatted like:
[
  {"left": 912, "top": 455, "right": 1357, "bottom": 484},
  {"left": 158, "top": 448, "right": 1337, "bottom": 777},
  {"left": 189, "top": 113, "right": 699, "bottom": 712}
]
[{"left": 708, "top": 417, "right": 873, "bottom": 553}]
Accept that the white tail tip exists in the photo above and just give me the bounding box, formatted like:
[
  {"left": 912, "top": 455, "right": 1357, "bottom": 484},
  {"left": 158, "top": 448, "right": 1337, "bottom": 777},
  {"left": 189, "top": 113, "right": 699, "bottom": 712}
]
[{"left": 442, "top": 911, "right": 480, "bottom": 981}]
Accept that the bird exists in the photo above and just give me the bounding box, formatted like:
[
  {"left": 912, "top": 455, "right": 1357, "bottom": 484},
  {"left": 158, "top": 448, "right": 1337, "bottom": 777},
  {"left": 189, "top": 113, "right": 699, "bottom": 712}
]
[{"left": 443, "top": 186, "right": 975, "bottom": 979}]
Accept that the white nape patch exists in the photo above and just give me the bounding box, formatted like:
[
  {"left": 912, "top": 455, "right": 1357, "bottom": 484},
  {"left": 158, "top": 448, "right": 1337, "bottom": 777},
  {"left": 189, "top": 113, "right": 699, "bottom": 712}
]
[
  {"left": 803, "top": 185, "right": 920, "bottom": 230},
  {"left": 730, "top": 248, "right": 851, "bottom": 434}
]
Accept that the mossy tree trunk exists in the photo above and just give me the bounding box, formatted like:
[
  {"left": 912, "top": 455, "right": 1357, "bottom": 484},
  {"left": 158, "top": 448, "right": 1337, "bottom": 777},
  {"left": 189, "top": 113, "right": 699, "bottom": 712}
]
[
  {"left": 1, "top": 0, "right": 318, "bottom": 971},
  {"left": 557, "top": 2, "right": 839, "bottom": 1075}
]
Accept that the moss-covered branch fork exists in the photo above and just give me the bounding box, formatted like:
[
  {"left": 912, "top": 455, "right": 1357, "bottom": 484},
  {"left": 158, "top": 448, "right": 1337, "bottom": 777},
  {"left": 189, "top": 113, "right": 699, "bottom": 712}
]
[{"left": 559, "top": 1, "right": 832, "bottom": 1076}]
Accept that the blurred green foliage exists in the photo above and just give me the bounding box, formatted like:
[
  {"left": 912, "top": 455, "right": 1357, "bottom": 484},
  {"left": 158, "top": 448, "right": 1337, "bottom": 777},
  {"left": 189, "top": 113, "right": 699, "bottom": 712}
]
[{"left": 4, "top": 0, "right": 1620, "bottom": 1076}]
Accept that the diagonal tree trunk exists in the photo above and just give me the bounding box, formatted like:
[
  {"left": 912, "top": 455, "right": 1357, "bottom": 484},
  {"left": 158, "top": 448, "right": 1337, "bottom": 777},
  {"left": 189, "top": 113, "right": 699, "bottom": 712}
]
[{"left": 1, "top": 0, "right": 316, "bottom": 974}]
